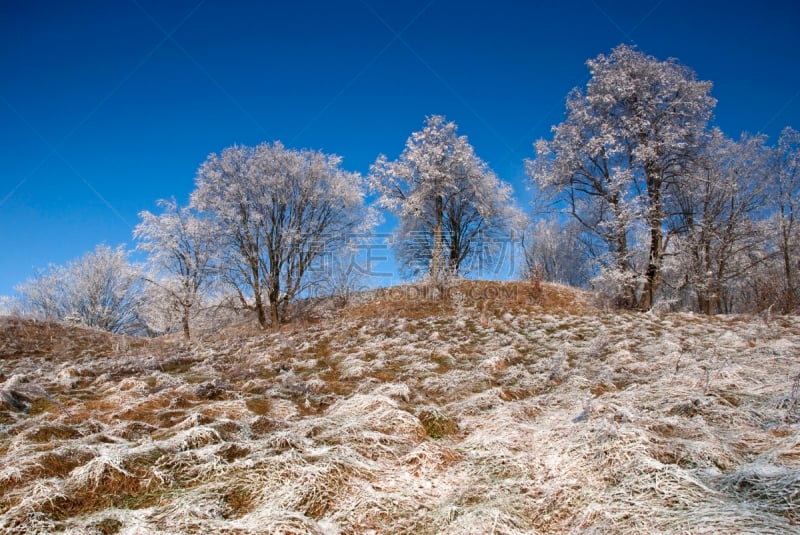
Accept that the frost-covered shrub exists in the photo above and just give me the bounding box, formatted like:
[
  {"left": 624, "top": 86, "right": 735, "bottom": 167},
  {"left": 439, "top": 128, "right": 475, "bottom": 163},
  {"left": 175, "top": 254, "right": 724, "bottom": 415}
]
[
  {"left": 15, "top": 245, "right": 145, "bottom": 334},
  {"left": 591, "top": 267, "right": 644, "bottom": 310}
]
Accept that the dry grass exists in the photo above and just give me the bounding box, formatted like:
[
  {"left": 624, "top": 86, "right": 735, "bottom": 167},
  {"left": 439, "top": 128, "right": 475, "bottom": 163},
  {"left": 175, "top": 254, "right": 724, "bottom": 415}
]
[
  {"left": 345, "top": 280, "right": 595, "bottom": 323},
  {"left": 1, "top": 283, "right": 800, "bottom": 533}
]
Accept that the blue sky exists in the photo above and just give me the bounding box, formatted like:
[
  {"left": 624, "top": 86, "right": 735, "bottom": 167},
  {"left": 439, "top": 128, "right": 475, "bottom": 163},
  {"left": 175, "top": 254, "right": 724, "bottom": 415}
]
[{"left": 1, "top": 0, "right": 799, "bottom": 296}]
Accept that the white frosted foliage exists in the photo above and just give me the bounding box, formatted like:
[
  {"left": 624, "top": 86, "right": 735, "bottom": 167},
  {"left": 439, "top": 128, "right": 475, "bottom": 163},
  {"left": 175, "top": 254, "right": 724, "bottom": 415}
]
[{"left": 370, "top": 115, "right": 526, "bottom": 279}]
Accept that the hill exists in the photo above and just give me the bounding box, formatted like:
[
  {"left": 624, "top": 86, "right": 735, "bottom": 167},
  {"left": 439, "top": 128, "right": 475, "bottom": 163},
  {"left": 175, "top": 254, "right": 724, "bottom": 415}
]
[{"left": 1, "top": 281, "right": 800, "bottom": 533}]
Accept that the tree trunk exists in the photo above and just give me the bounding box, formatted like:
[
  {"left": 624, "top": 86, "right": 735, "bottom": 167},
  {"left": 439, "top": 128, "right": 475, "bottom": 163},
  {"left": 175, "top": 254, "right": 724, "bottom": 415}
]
[
  {"left": 642, "top": 166, "right": 663, "bottom": 311},
  {"left": 431, "top": 195, "right": 445, "bottom": 281},
  {"left": 611, "top": 197, "right": 635, "bottom": 309},
  {"left": 782, "top": 226, "right": 796, "bottom": 312},
  {"left": 268, "top": 273, "right": 281, "bottom": 329},
  {"left": 269, "top": 301, "right": 280, "bottom": 328},
  {"left": 254, "top": 291, "right": 267, "bottom": 329},
  {"left": 449, "top": 240, "right": 460, "bottom": 277},
  {"left": 181, "top": 306, "right": 191, "bottom": 339},
  {"left": 642, "top": 223, "right": 662, "bottom": 310},
  {"left": 250, "top": 257, "right": 268, "bottom": 329}
]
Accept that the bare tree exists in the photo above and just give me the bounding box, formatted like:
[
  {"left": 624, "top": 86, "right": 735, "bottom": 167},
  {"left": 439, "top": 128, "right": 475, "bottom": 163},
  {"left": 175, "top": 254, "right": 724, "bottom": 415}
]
[
  {"left": 771, "top": 127, "right": 800, "bottom": 312},
  {"left": 370, "top": 115, "right": 525, "bottom": 281},
  {"left": 191, "top": 142, "right": 369, "bottom": 328},
  {"left": 528, "top": 45, "right": 715, "bottom": 309},
  {"left": 134, "top": 198, "right": 217, "bottom": 338},
  {"left": 667, "top": 131, "right": 770, "bottom": 314},
  {"left": 522, "top": 218, "right": 593, "bottom": 287},
  {"left": 310, "top": 241, "right": 368, "bottom": 308}
]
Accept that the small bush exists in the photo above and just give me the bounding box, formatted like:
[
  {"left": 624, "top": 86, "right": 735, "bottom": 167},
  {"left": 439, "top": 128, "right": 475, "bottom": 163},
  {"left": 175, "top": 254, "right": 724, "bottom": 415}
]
[
  {"left": 418, "top": 408, "right": 458, "bottom": 439},
  {"left": 93, "top": 517, "right": 123, "bottom": 535}
]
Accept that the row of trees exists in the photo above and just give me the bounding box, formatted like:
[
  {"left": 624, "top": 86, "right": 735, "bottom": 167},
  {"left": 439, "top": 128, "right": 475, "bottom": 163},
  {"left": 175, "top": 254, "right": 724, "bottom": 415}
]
[
  {"left": 527, "top": 45, "right": 799, "bottom": 315},
  {"left": 9, "top": 44, "right": 799, "bottom": 335},
  {"left": 12, "top": 118, "right": 524, "bottom": 336}
]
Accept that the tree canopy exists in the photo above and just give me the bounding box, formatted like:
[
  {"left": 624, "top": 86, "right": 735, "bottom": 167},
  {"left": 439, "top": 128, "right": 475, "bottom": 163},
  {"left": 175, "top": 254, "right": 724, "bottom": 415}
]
[
  {"left": 191, "top": 142, "right": 369, "bottom": 327},
  {"left": 529, "top": 45, "right": 716, "bottom": 308},
  {"left": 370, "top": 115, "right": 525, "bottom": 281}
]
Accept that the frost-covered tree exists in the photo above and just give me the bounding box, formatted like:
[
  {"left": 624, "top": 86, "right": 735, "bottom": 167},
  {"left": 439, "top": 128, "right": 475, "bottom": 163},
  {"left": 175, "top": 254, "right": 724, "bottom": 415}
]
[
  {"left": 529, "top": 45, "right": 715, "bottom": 309},
  {"left": 770, "top": 127, "right": 800, "bottom": 311},
  {"left": 0, "top": 295, "right": 13, "bottom": 316},
  {"left": 666, "top": 131, "right": 770, "bottom": 314},
  {"left": 523, "top": 218, "right": 593, "bottom": 287},
  {"left": 134, "top": 198, "right": 217, "bottom": 338},
  {"left": 370, "top": 115, "right": 525, "bottom": 280},
  {"left": 309, "top": 241, "right": 368, "bottom": 308},
  {"left": 15, "top": 244, "right": 144, "bottom": 334},
  {"left": 191, "top": 142, "right": 368, "bottom": 328}
]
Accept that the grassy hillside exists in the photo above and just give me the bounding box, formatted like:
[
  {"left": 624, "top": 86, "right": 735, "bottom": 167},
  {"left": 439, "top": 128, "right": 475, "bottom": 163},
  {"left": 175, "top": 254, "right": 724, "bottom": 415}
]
[{"left": 2, "top": 281, "right": 800, "bottom": 533}]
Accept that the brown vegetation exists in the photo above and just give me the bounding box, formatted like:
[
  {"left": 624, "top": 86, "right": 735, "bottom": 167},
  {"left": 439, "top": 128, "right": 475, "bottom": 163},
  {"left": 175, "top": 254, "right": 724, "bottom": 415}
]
[{"left": 1, "top": 282, "right": 799, "bottom": 533}]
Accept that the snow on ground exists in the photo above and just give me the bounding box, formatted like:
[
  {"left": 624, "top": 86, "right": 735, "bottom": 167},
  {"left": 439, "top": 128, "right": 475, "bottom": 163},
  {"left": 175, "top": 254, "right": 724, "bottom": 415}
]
[{"left": 1, "top": 282, "right": 800, "bottom": 533}]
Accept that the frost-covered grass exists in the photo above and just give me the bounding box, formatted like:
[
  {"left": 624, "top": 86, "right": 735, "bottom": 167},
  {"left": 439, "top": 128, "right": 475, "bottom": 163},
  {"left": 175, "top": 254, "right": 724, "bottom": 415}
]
[{"left": 2, "top": 282, "right": 800, "bottom": 533}]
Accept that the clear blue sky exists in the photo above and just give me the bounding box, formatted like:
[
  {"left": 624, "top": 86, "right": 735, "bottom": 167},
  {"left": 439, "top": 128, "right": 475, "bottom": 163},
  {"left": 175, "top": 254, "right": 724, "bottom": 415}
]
[{"left": 1, "top": 0, "right": 799, "bottom": 296}]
